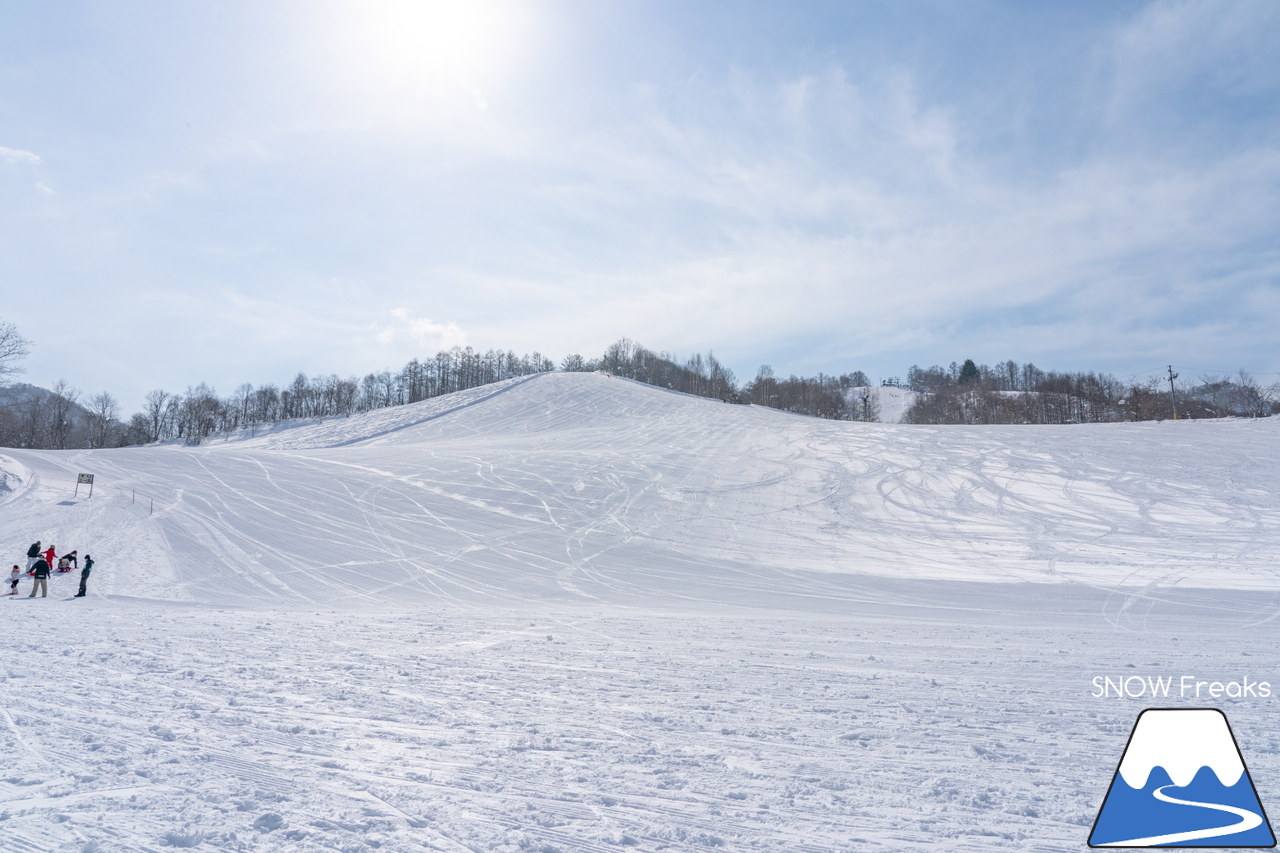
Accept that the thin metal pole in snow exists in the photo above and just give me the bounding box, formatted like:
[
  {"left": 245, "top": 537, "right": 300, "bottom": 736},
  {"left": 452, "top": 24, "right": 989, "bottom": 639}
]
[{"left": 74, "top": 480, "right": 79, "bottom": 498}]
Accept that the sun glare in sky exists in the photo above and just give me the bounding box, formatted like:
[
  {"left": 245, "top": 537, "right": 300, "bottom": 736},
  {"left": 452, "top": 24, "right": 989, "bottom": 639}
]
[
  {"left": 3, "top": 2, "right": 1279, "bottom": 406},
  {"left": 323, "top": 0, "right": 532, "bottom": 117}
]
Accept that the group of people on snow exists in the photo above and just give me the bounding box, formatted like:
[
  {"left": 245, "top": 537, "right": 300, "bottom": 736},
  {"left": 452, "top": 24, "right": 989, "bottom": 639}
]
[{"left": 11, "top": 540, "right": 94, "bottom": 598}]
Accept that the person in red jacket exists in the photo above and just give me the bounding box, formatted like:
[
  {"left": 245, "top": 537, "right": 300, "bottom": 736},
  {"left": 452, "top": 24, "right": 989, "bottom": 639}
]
[{"left": 42, "top": 545, "right": 57, "bottom": 568}]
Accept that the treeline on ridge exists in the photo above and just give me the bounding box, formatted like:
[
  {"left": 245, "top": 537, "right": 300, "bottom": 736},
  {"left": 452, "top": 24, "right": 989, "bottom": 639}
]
[
  {"left": 1, "top": 332, "right": 1277, "bottom": 450},
  {"left": 0, "top": 336, "right": 879, "bottom": 448},
  {"left": 901, "top": 358, "right": 1277, "bottom": 424}
]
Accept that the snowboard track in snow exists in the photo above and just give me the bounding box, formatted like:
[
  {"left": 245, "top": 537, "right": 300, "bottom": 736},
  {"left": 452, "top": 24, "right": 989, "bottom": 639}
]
[{"left": 3, "top": 374, "right": 1280, "bottom": 851}]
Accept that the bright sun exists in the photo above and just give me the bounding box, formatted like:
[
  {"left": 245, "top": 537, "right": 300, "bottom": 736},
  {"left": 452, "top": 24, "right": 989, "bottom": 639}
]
[{"left": 330, "top": 0, "right": 528, "bottom": 105}]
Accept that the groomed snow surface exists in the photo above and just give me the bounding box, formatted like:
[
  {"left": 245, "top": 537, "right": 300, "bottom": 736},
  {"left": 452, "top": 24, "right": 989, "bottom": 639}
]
[{"left": 2, "top": 372, "right": 1280, "bottom": 852}]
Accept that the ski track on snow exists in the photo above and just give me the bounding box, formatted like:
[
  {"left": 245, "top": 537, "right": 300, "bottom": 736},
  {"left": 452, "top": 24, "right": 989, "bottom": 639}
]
[
  {"left": 3, "top": 374, "right": 1280, "bottom": 851},
  {"left": 8, "top": 602, "right": 1276, "bottom": 852}
]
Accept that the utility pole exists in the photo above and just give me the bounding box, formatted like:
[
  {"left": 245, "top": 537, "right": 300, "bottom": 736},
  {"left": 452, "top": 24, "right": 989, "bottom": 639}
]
[{"left": 1167, "top": 365, "right": 1179, "bottom": 420}]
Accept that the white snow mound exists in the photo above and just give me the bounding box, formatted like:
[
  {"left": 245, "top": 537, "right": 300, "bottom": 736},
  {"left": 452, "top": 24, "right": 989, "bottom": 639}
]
[{"left": 3, "top": 372, "right": 1278, "bottom": 606}]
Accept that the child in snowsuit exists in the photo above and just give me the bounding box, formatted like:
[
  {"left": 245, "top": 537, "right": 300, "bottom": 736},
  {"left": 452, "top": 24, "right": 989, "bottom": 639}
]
[
  {"left": 42, "top": 546, "right": 56, "bottom": 569},
  {"left": 8, "top": 565, "right": 19, "bottom": 595},
  {"left": 76, "top": 555, "right": 94, "bottom": 597}
]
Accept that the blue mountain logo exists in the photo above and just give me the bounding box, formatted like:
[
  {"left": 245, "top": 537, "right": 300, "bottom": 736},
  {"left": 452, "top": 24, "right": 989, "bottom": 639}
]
[{"left": 1090, "top": 708, "right": 1275, "bottom": 848}]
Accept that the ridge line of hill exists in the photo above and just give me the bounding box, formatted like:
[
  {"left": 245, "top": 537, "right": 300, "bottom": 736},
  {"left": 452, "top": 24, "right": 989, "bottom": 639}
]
[{"left": 327, "top": 373, "right": 544, "bottom": 449}]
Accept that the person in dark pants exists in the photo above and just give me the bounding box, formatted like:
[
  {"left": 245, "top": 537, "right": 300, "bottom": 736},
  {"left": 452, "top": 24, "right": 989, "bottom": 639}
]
[
  {"left": 28, "top": 558, "right": 49, "bottom": 598},
  {"left": 75, "top": 555, "right": 94, "bottom": 597}
]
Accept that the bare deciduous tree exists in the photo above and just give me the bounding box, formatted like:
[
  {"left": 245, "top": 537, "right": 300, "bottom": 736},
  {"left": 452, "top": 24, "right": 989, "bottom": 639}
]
[
  {"left": 86, "top": 391, "right": 121, "bottom": 448},
  {"left": 48, "top": 379, "right": 79, "bottom": 449},
  {"left": 856, "top": 388, "right": 881, "bottom": 423},
  {"left": 182, "top": 383, "right": 221, "bottom": 445},
  {"left": 1233, "top": 370, "right": 1268, "bottom": 418},
  {"left": 0, "top": 321, "right": 32, "bottom": 382},
  {"left": 143, "top": 389, "right": 172, "bottom": 442},
  {"left": 234, "top": 383, "right": 255, "bottom": 428},
  {"left": 561, "top": 353, "right": 589, "bottom": 372}
]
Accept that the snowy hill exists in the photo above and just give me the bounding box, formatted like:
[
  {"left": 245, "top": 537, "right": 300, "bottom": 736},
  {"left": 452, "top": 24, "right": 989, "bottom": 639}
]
[
  {"left": 5, "top": 371, "right": 1280, "bottom": 853},
  {"left": 3, "top": 371, "right": 1278, "bottom": 607}
]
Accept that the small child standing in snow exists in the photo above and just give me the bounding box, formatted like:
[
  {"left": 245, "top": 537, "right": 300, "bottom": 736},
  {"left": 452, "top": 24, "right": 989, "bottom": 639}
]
[{"left": 7, "top": 565, "right": 19, "bottom": 595}]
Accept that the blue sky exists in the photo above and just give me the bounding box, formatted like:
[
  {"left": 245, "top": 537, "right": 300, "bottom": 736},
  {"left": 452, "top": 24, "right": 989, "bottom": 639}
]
[{"left": 3, "top": 0, "right": 1279, "bottom": 410}]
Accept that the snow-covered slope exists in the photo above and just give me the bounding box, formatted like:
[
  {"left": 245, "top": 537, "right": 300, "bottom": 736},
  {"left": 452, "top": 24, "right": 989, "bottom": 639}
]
[
  {"left": 846, "top": 384, "right": 917, "bottom": 423},
  {"left": 6, "top": 373, "right": 1280, "bottom": 853},
  {"left": 2, "top": 371, "right": 1278, "bottom": 608}
]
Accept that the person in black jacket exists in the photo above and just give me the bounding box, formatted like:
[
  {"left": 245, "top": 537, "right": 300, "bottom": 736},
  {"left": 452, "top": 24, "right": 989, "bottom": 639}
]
[
  {"left": 75, "top": 555, "right": 94, "bottom": 597},
  {"left": 26, "top": 541, "right": 40, "bottom": 572},
  {"left": 28, "top": 558, "right": 49, "bottom": 598}
]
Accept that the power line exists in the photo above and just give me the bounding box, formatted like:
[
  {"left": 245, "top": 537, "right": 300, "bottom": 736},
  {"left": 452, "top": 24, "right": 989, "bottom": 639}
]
[
  {"left": 1173, "top": 366, "right": 1280, "bottom": 377},
  {"left": 1120, "top": 365, "right": 1280, "bottom": 382},
  {"left": 1121, "top": 366, "right": 1174, "bottom": 381}
]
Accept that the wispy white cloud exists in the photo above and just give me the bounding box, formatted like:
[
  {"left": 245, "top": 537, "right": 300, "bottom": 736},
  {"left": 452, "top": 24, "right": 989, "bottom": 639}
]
[
  {"left": 442, "top": 41, "right": 1279, "bottom": 375},
  {"left": 376, "top": 308, "right": 467, "bottom": 352},
  {"left": 1110, "top": 0, "right": 1278, "bottom": 95},
  {"left": 5, "top": 0, "right": 1279, "bottom": 408},
  {"left": 1103, "top": 0, "right": 1280, "bottom": 150},
  {"left": 0, "top": 146, "right": 41, "bottom": 166}
]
